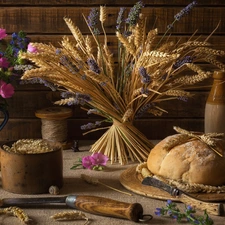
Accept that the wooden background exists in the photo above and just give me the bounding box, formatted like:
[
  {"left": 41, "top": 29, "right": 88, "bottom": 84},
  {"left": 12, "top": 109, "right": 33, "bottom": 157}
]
[{"left": 0, "top": 0, "right": 225, "bottom": 143}]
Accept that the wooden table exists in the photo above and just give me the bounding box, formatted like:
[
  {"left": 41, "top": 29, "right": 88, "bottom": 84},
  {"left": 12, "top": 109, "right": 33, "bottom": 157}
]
[{"left": 0, "top": 141, "right": 224, "bottom": 225}]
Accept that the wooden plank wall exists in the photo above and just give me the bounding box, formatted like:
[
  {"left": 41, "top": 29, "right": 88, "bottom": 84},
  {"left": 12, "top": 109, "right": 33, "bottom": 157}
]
[{"left": 0, "top": 0, "right": 225, "bottom": 142}]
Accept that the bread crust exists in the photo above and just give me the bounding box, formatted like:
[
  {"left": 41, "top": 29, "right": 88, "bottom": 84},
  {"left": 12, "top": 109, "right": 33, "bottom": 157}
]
[{"left": 147, "top": 134, "right": 225, "bottom": 186}]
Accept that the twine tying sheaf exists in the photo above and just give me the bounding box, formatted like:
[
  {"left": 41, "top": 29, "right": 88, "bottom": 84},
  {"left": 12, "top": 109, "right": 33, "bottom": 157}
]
[
  {"left": 41, "top": 119, "right": 68, "bottom": 142},
  {"left": 172, "top": 126, "right": 224, "bottom": 157}
]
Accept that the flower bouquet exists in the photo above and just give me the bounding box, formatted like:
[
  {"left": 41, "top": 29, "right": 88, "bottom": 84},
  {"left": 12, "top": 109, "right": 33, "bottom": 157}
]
[
  {"left": 0, "top": 28, "right": 35, "bottom": 130},
  {"left": 20, "top": 1, "right": 225, "bottom": 164},
  {"left": 0, "top": 29, "right": 35, "bottom": 104}
]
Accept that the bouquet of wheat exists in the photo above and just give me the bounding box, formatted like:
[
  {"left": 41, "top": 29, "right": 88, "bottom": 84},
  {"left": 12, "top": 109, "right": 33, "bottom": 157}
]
[{"left": 20, "top": 1, "right": 225, "bottom": 164}]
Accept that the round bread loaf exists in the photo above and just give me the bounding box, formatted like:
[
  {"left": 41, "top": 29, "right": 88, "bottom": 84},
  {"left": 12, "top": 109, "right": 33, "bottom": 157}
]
[{"left": 147, "top": 134, "right": 225, "bottom": 186}]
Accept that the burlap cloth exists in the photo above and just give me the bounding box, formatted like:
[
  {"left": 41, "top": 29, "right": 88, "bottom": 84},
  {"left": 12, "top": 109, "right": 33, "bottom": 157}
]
[{"left": 0, "top": 140, "right": 224, "bottom": 225}]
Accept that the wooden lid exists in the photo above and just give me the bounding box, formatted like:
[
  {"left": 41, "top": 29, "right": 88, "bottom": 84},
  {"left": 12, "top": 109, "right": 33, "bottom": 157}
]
[{"left": 35, "top": 107, "right": 73, "bottom": 120}]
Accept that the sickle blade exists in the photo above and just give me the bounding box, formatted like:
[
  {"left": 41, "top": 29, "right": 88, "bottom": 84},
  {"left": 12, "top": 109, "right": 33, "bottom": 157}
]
[{"left": 0, "top": 196, "right": 67, "bottom": 207}]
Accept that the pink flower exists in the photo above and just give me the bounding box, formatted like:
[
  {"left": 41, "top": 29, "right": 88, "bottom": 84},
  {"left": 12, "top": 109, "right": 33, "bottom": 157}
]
[
  {"left": 27, "top": 43, "right": 38, "bottom": 53},
  {"left": 82, "top": 155, "right": 94, "bottom": 169},
  {"left": 91, "top": 152, "right": 109, "bottom": 166},
  {"left": 0, "top": 56, "right": 10, "bottom": 68},
  {"left": 81, "top": 153, "right": 108, "bottom": 170},
  {"left": 0, "top": 80, "right": 14, "bottom": 98},
  {"left": 0, "top": 28, "right": 7, "bottom": 40}
]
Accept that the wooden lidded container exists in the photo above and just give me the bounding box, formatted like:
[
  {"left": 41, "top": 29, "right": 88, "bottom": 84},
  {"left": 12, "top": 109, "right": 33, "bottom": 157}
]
[{"left": 0, "top": 140, "right": 63, "bottom": 194}]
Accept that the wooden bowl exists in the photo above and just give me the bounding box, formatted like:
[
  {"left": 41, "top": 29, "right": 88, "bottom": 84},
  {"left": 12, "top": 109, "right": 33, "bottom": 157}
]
[{"left": 0, "top": 140, "right": 63, "bottom": 194}]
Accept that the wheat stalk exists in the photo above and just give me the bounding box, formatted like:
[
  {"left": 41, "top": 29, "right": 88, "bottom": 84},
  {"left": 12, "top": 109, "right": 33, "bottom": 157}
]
[{"left": 81, "top": 174, "right": 132, "bottom": 196}]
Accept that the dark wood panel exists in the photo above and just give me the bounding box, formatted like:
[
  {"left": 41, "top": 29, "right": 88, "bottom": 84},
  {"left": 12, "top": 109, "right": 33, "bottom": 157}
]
[
  {"left": 134, "top": 118, "right": 204, "bottom": 139},
  {"left": 0, "top": 0, "right": 224, "bottom": 6},
  {"left": 5, "top": 91, "right": 61, "bottom": 118},
  {"left": 0, "top": 7, "right": 224, "bottom": 34},
  {"left": 0, "top": 118, "right": 204, "bottom": 142},
  {"left": 0, "top": 119, "right": 42, "bottom": 142}
]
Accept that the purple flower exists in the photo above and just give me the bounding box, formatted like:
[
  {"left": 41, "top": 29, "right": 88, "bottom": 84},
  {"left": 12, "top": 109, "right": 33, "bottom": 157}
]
[
  {"left": 82, "top": 156, "right": 93, "bottom": 169},
  {"left": 186, "top": 205, "right": 193, "bottom": 211},
  {"left": 173, "top": 56, "right": 193, "bottom": 69},
  {"left": 60, "top": 91, "right": 83, "bottom": 106},
  {"left": 139, "top": 67, "right": 147, "bottom": 76},
  {"left": 116, "top": 7, "right": 126, "bottom": 31},
  {"left": 81, "top": 122, "right": 96, "bottom": 130},
  {"left": 139, "top": 67, "right": 151, "bottom": 84},
  {"left": 140, "top": 87, "right": 149, "bottom": 96},
  {"left": 81, "top": 120, "right": 101, "bottom": 130},
  {"left": 174, "top": 1, "right": 198, "bottom": 21},
  {"left": 91, "top": 152, "right": 109, "bottom": 166},
  {"left": 125, "top": 1, "right": 144, "bottom": 26},
  {"left": 155, "top": 208, "right": 163, "bottom": 216},
  {"left": 74, "top": 93, "right": 91, "bottom": 105},
  {"left": 166, "top": 200, "right": 172, "bottom": 206},
  {"left": 81, "top": 153, "right": 108, "bottom": 170},
  {"left": 10, "top": 31, "right": 31, "bottom": 56},
  {"left": 87, "top": 108, "right": 99, "bottom": 115},
  {"left": 167, "top": 1, "right": 197, "bottom": 30},
  {"left": 0, "top": 56, "right": 10, "bottom": 68},
  {"left": 27, "top": 43, "right": 38, "bottom": 53},
  {"left": 0, "top": 28, "right": 7, "bottom": 40},
  {"left": 55, "top": 48, "right": 61, "bottom": 55},
  {"left": 177, "top": 96, "right": 188, "bottom": 102},
  {"left": 87, "top": 8, "right": 100, "bottom": 35},
  {"left": 87, "top": 58, "right": 100, "bottom": 74},
  {"left": 65, "top": 95, "right": 87, "bottom": 106},
  {"left": 94, "top": 121, "right": 102, "bottom": 126},
  {"left": 20, "top": 78, "right": 57, "bottom": 91},
  {"left": 141, "top": 76, "right": 151, "bottom": 84},
  {"left": 172, "top": 214, "right": 178, "bottom": 220},
  {"left": 0, "top": 80, "right": 14, "bottom": 98},
  {"left": 136, "top": 102, "right": 154, "bottom": 118},
  {"left": 60, "top": 55, "right": 79, "bottom": 73},
  {"left": 61, "top": 91, "right": 74, "bottom": 98}
]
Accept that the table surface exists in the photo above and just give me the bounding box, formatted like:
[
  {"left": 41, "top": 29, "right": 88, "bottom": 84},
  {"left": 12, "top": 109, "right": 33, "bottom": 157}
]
[{"left": 0, "top": 140, "right": 225, "bottom": 225}]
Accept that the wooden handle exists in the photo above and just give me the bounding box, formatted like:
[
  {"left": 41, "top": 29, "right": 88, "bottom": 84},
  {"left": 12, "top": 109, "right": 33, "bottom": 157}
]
[
  {"left": 68, "top": 195, "right": 143, "bottom": 222},
  {"left": 179, "top": 193, "right": 223, "bottom": 216}
]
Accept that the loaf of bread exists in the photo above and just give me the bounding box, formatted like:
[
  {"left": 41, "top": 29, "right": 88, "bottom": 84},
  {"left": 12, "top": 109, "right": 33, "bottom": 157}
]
[{"left": 147, "top": 134, "right": 225, "bottom": 186}]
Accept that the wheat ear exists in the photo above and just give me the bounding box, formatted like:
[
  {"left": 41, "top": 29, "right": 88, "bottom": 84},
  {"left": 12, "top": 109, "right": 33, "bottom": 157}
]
[{"left": 50, "top": 211, "right": 89, "bottom": 224}]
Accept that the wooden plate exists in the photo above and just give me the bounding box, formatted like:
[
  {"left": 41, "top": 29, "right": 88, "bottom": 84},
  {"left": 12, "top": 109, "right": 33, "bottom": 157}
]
[{"left": 120, "top": 166, "right": 225, "bottom": 202}]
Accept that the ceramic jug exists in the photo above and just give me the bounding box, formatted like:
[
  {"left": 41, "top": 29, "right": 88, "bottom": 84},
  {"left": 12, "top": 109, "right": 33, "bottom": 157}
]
[{"left": 204, "top": 70, "right": 225, "bottom": 135}]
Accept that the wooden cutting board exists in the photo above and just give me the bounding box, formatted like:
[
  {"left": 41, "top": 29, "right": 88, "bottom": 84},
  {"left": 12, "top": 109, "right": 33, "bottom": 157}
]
[{"left": 119, "top": 166, "right": 225, "bottom": 202}]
